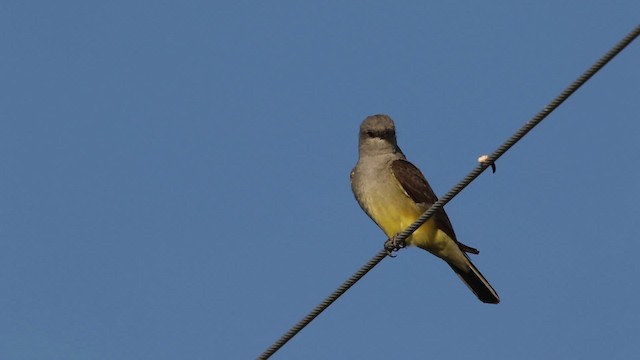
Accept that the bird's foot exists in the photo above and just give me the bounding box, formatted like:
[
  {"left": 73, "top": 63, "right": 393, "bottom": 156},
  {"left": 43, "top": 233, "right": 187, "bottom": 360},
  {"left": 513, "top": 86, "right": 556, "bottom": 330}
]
[{"left": 384, "top": 234, "right": 406, "bottom": 257}]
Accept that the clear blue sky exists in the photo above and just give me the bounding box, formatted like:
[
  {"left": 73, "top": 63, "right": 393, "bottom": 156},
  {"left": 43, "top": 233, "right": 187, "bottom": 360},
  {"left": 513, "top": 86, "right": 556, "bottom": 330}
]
[{"left": 2, "top": 1, "right": 639, "bottom": 359}]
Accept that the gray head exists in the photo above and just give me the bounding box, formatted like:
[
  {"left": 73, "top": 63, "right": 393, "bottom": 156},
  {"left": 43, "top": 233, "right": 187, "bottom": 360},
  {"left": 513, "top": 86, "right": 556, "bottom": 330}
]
[{"left": 358, "top": 114, "right": 401, "bottom": 156}]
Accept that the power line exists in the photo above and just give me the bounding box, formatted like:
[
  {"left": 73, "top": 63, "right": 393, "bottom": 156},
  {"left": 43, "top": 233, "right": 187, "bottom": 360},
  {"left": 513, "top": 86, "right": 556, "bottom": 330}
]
[{"left": 257, "top": 24, "right": 640, "bottom": 360}]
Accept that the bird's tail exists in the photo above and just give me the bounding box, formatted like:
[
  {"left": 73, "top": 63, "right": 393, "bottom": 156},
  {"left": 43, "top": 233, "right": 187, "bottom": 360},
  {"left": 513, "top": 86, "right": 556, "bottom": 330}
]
[{"left": 449, "top": 257, "right": 500, "bottom": 304}]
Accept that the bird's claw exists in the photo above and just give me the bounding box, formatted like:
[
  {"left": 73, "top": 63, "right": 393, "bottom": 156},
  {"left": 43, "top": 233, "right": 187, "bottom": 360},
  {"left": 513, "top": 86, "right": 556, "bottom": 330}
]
[{"left": 384, "top": 234, "right": 406, "bottom": 257}]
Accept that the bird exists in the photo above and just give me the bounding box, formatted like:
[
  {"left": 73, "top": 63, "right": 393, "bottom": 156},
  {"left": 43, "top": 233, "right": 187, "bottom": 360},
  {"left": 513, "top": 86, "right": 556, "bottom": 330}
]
[{"left": 350, "top": 114, "right": 499, "bottom": 304}]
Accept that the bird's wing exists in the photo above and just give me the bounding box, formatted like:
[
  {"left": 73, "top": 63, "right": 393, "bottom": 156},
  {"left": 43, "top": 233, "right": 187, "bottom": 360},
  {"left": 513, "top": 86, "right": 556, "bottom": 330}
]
[{"left": 390, "top": 159, "right": 479, "bottom": 254}]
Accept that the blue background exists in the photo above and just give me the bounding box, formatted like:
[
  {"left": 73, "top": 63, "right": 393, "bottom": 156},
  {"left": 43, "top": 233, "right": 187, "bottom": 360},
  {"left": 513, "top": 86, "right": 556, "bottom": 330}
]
[{"left": 2, "top": 1, "right": 639, "bottom": 359}]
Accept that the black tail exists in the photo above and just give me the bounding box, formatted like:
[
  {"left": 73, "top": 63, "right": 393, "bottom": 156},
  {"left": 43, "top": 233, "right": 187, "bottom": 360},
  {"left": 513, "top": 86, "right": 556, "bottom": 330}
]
[{"left": 449, "top": 258, "right": 500, "bottom": 304}]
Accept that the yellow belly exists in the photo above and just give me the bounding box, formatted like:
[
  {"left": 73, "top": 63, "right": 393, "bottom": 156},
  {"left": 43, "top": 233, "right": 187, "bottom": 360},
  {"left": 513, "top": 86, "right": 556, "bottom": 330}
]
[{"left": 367, "top": 193, "right": 460, "bottom": 263}]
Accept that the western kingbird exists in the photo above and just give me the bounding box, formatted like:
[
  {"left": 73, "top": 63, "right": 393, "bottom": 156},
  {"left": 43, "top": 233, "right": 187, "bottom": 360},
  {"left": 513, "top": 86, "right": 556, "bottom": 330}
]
[{"left": 350, "top": 114, "right": 499, "bottom": 304}]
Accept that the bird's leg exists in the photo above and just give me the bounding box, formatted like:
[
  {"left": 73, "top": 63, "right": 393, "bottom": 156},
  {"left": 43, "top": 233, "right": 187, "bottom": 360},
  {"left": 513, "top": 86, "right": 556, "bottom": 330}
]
[{"left": 384, "top": 234, "right": 406, "bottom": 256}]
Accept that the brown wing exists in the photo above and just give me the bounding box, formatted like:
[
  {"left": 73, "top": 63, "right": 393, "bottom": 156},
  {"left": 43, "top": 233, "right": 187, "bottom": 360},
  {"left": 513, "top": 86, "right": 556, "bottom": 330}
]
[
  {"left": 390, "top": 159, "right": 438, "bottom": 205},
  {"left": 390, "top": 159, "right": 479, "bottom": 255}
]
